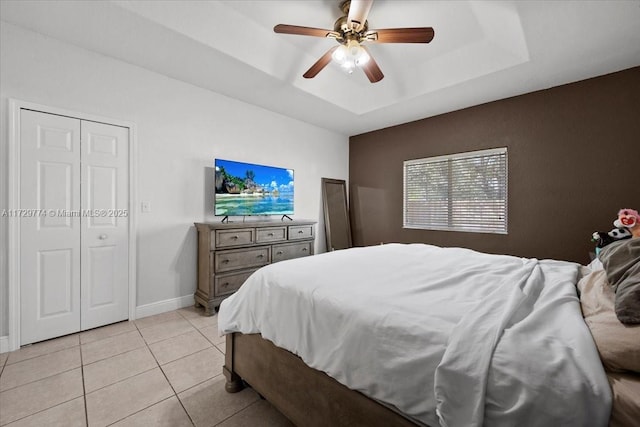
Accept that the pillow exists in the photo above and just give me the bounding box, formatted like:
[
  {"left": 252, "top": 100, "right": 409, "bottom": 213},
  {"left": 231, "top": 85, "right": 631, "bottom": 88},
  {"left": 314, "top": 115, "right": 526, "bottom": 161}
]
[
  {"left": 577, "top": 270, "right": 640, "bottom": 373},
  {"left": 599, "top": 238, "right": 640, "bottom": 324}
]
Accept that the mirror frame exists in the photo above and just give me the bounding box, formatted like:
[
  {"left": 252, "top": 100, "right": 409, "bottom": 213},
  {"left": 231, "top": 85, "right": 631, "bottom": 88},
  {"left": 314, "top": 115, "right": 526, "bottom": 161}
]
[{"left": 321, "top": 178, "right": 352, "bottom": 251}]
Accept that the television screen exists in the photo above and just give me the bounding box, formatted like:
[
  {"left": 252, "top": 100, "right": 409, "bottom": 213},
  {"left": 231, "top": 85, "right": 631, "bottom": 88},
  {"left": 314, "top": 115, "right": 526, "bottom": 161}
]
[{"left": 214, "top": 159, "right": 294, "bottom": 216}]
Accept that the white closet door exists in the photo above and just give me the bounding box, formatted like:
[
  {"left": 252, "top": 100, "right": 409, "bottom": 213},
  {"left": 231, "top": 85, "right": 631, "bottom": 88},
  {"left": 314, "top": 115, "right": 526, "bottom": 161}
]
[
  {"left": 80, "top": 121, "right": 130, "bottom": 330},
  {"left": 20, "top": 110, "right": 81, "bottom": 345}
]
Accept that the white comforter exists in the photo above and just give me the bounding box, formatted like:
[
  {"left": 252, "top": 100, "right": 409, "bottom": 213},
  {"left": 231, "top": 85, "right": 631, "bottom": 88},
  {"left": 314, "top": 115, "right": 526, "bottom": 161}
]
[{"left": 218, "top": 244, "right": 611, "bottom": 427}]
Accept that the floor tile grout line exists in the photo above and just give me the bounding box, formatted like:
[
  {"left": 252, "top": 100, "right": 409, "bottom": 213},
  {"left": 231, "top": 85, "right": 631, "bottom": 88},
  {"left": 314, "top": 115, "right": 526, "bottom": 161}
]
[
  {"left": 84, "top": 364, "right": 159, "bottom": 396},
  {"left": 4, "top": 340, "right": 81, "bottom": 366},
  {"left": 145, "top": 338, "right": 197, "bottom": 427},
  {"left": 0, "top": 354, "right": 8, "bottom": 377},
  {"left": 86, "top": 329, "right": 213, "bottom": 386},
  {"left": 151, "top": 343, "right": 215, "bottom": 367},
  {"left": 134, "top": 312, "right": 187, "bottom": 331},
  {"left": 0, "top": 362, "right": 82, "bottom": 394},
  {"left": 189, "top": 319, "right": 224, "bottom": 347},
  {"left": 79, "top": 341, "right": 90, "bottom": 427},
  {"left": 212, "top": 397, "right": 262, "bottom": 427},
  {"left": 103, "top": 395, "right": 183, "bottom": 427},
  {"left": 192, "top": 328, "right": 223, "bottom": 352},
  {"left": 80, "top": 323, "right": 138, "bottom": 346},
  {"left": 3, "top": 344, "right": 80, "bottom": 370},
  {"left": 82, "top": 344, "right": 150, "bottom": 369},
  {"left": 140, "top": 328, "right": 202, "bottom": 347},
  {"left": 174, "top": 372, "right": 224, "bottom": 398},
  {"left": 0, "top": 394, "right": 84, "bottom": 426},
  {"left": 81, "top": 341, "right": 147, "bottom": 367},
  {"left": 1, "top": 308, "right": 229, "bottom": 426}
]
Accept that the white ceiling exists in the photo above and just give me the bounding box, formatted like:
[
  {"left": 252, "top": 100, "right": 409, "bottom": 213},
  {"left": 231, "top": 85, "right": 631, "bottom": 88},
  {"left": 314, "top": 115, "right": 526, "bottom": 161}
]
[{"left": 1, "top": 0, "right": 639, "bottom": 136}]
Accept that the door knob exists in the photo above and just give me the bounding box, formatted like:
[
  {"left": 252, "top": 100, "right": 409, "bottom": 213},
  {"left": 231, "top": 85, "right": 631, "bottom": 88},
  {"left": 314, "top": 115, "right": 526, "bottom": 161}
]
[{"left": 99, "top": 234, "right": 108, "bottom": 240}]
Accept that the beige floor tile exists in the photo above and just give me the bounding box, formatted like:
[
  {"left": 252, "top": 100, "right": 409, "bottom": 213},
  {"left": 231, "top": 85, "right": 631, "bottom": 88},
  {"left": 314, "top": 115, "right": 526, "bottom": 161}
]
[
  {"left": 177, "top": 305, "right": 206, "bottom": 319},
  {"left": 85, "top": 367, "right": 173, "bottom": 427},
  {"left": 138, "top": 318, "right": 196, "bottom": 345},
  {"left": 161, "top": 347, "right": 224, "bottom": 393},
  {"left": 199, "top": 325, "right": 225, "bottom": 346},
  {"left": 0, "top": 368, "right": 83, "bottom": 425},
  {"left": 149, "top": 330, "right": 212, "bottom": 366},
  {"left": 6, "top": 396, "right": 87, "bottom": 427},
  {"left": 83, "top": 347, "right": 158, "bottom": 393},
  {"left": 134, "top": 311, "right": 182, "bottom": 330},
  {"left": 0, "top": 347, "right": 81, "bottom": 392},
  {"left": 214, "top": 343, "right": 225, "bottom": 355},
  {"left": 0, "top": 352, "right": 8, "bottom": 369},
  {"left": 81, "top": 330, "right": 145, "bottom": 365},
  {"left": 111, "top": 396, "right": 192, "bottom": 427},
  {"left": 217, "top": 400, "right": 294, "bottom": 427},
  {"left": 80, "top": 321, "right": 137, "bottom": 344},
  {"left": 6, "top": 334, "right": 79, "bottom": 365},
  {"left": 179, "top": 375, "right": 259, "bottom": 427},
  {"left": 185, "top": 314, "right": 218, "bottom": 330}
]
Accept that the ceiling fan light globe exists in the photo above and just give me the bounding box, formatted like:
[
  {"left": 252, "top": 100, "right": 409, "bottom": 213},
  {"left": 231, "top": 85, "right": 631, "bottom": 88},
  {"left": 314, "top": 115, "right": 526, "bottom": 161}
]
[
  {"left": 332, "top": 45, "right": 348, "bottom": 64},
  {"left": 355, "top": 49, "right": 370, "bottom": 66},
  {"left": 341, "top": 60, "right": 354, "bottom": 70}
]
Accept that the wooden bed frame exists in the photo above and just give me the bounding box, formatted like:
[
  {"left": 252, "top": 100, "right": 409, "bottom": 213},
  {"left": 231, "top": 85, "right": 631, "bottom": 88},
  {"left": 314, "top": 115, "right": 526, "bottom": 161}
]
[{"left": 223, "top": 332, "right": 421, "bottom": 427}]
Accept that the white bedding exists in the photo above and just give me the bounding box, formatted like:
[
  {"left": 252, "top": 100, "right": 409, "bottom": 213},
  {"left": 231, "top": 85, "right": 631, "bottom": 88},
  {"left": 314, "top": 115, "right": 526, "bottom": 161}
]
[{"left": 218, "top": 243, "right": 611, "bottom": 427}]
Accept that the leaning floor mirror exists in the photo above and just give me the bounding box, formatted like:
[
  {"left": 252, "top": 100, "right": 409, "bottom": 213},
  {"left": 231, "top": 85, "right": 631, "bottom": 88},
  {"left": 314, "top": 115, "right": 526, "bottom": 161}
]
[{"left": 321, "top": 178, "right": 353, "bottom": 251}]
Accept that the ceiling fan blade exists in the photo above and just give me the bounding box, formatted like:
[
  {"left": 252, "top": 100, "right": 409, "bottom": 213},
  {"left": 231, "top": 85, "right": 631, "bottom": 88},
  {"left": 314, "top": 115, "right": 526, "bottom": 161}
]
[
  {"left": 303, "top": 46, "right": 338, "bottom": 79},
  {"left": 274, "top": 24, "right": 339, "bottom": 39},
  {"left": 369, "top": 27, "right": 435, "bottom": 43},
  {"left": 347, "top": 0, "right": 374, "bottom": 32},
  {"left": 360, "top": 46, "right": 384, "bottom": 83}
]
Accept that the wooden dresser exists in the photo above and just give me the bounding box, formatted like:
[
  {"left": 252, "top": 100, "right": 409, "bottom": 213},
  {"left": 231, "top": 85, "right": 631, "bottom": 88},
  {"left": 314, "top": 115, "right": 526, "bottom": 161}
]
[{"left": 194, "top": 220, "right": 316, "bottom": 315}]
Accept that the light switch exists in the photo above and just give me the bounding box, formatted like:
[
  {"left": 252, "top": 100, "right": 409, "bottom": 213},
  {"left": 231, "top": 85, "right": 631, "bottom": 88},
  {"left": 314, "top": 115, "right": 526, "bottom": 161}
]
[{"left": 141, "top": 201, "right": 151, "bottom": 213}]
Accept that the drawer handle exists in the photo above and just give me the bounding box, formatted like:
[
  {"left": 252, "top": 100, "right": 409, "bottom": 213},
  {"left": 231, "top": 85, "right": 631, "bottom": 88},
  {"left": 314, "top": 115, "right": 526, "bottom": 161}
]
[
  {"left": 257, "top": 254, "right": 264, "bottom": 258},
  {"left": 268, "top": 233, "right": 274, "bottom": 236},
  {"left": 221, "top": 282, "right": 229, "bottom": 287},
  {"left": 221, "top": 259, "right": 230, "bottom": 264},
  {"left": 302, "top": 248, "right": 308, "bottom": 252},
  {"left": 276, "top": 251, "right": 283, "bottom": 255},
  {"left": 231, "top": 235, "right": 239, "bottom": 240},
  {"left": 298, "top": 230, "right": 304, "bottom": 234}
]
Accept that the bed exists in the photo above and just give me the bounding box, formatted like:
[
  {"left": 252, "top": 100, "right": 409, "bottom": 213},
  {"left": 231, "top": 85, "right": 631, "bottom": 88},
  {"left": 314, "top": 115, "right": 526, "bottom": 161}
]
[{"left": 218, "top": 242, "right": 640, "bottom": 426}]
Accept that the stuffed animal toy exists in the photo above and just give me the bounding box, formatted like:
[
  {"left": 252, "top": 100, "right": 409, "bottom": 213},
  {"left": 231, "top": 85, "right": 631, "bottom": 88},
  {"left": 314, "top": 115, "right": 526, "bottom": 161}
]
[
  {"left": 614, "top": 208, "right": 640, "bottom": 238},
  {"left": 592, "top": 208, "right": 640, "bottom": 250},
  {"left": 592, "top": 228, "right": 632, "bottom": 249}
]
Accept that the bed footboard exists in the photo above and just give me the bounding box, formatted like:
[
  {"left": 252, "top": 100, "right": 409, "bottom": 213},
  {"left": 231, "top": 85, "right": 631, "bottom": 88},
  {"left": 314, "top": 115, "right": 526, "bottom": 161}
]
[{"left": 222, "top": 332, "right": 420, "bottom": 427}]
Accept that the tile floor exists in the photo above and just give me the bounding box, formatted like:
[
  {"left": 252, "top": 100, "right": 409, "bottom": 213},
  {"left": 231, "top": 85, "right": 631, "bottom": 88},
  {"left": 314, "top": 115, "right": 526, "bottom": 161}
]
[{"left": 0, "top": 307, "right": 294, "bottom": 427}]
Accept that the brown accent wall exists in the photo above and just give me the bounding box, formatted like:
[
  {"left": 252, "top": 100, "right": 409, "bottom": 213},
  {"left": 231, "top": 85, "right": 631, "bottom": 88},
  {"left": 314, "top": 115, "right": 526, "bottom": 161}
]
[{"left": 349, "top": 67, "right": 640, "bottom": 264}]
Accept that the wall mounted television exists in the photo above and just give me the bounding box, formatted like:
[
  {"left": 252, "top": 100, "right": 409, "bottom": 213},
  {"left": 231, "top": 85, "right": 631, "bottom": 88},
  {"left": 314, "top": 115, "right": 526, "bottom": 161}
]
[{"left": 214, "top": 158, "right": 294, "bottom": 218}]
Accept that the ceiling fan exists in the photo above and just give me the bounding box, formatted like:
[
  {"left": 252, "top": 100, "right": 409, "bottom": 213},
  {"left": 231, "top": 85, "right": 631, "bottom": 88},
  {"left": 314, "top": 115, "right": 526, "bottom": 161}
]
[{"left": 274, "top": 0, "right": 435, "bottom": 83}]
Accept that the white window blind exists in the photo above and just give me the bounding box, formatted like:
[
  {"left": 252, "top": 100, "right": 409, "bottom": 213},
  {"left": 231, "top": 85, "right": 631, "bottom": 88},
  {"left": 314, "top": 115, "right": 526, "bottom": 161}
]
[{"left": 403, "top": 147, "right": 508, "bottom": 234}]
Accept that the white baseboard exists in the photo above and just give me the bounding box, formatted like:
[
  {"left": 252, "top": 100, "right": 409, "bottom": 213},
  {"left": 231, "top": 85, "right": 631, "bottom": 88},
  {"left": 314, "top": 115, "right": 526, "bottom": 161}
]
[
  {"left": 0, "top": 335, "right": 9, "bottom": 354},
  {"left": 135, "top": 294, "right": 195, "bottom": 320},
  {"left": 0, "top": 296, "right": 195, "bottom": 353}
]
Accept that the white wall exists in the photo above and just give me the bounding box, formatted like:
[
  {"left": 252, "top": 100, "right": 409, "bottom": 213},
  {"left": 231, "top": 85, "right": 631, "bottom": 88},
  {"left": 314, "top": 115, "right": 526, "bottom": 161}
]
[{"left": 0, "top": 22, "right": 349, "bottom": 338}]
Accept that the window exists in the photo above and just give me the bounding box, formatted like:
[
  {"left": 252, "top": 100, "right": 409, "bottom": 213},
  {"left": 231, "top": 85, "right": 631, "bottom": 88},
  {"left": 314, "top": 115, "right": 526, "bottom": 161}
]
[{"left": 403, "top": 147, "right": 508, "bottom": 234}]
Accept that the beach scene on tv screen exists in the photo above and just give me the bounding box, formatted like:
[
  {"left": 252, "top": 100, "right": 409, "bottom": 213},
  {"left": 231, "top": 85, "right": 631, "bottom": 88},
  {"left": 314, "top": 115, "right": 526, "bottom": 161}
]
[{"left": 215, "top": 159, "right": 294, "bottom": 216}]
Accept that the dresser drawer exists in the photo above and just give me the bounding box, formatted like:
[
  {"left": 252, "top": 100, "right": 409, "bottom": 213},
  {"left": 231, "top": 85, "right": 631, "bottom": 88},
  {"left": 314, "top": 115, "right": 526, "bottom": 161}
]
[
  {"left": 272, "top": 241, "right": 312, "bottom": 263},
  {"left": 214, "top": 228, "right": 254, "bottom": 249},
  {"left": 214, "top": 269, "right": 257, "bottom": 297},
  {"left": 288, "top": 225, "right": 313, "bottom": 240},
  {"left": 256, "top": 226, "right": 287, "bottom": 243},
  {"left": 215, "top": 247, "right": 270, "bottom": 272}
]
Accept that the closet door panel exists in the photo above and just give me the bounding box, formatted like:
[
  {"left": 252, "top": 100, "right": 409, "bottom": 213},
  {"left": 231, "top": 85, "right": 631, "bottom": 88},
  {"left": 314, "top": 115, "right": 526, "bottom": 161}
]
[
  {"left": 20, "top": 110, "right": 81, "bottom": 345},
  {"left": 80, "top": 121, "right": 129, "bottom": 330}
]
